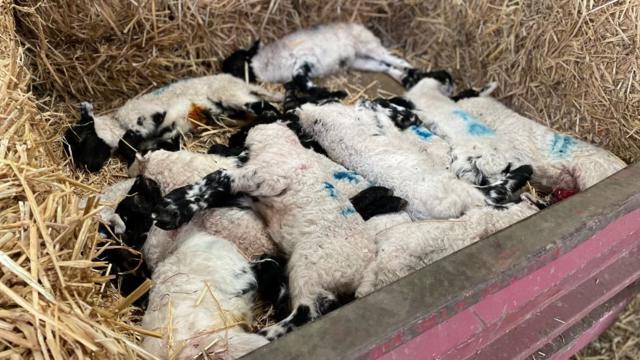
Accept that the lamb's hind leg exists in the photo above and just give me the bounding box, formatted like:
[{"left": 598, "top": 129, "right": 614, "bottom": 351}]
[
  {"left": 257, "top": 285, "right": 338, "bottom": 340},
  {"left": 284, "top": 63, "right": 346, "bottom": 110},
  {"left": 451, "top": 82, "right": 498, "bottom": 102},
  {"left": 476, "top": 164, "right": 534, "bottom": 206},
  {"left": 351, "top": 56, "right": 408, "bottom": 83}
]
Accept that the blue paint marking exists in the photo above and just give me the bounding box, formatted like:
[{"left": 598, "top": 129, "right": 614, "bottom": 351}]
[
  {"left": 452, "top": 109, "right": 495, "bottom": 136},
  {"left": 323, "top": 182, "right": 338, "bottom": 198},
  {"left": 409, "top": 125, "right": 433, "bottom": 141},
  {"left": 549, "top": 133, "right": 577, "bottom": 159},
  {"left": 340, "top": 207, "right": 357, "bottom": 217},
  {"left": 333, "top": 171, "right": 362, "bottom": 184}
]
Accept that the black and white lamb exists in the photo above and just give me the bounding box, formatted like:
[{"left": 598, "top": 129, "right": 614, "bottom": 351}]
[
  {"left": 450, "top": 82, "right": 627, "bottom": 192},
  {"left": 404, "top": 73, "right": 626, "bottom": 193},
  {"left": 93, "top": 176, "right": 164, "bottom": 307},
  {"left": 152, "top": 122, "right": 377, "bottom": 340},
  {"left": 294, "top": 101, "right": 532, "bottom": 220},
  {"left": 63, "top": 74, "right": 281, "bottom": 172},
  {"left": 129, "top": 149, "right": 278, "bottom": 260},
  {"left": 356, "top": 194, "right": 541, "bottom": 297},
  {"left": 222, "top": 23, "right": 412, "bottom": 108},
  {"left": 140, "top": 227, "right": 269, "bottom": 359}
]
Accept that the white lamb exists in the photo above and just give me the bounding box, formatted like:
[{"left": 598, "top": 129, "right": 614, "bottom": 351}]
[
  {"left": 405, "top": 75, "right": 626, "bottom": 192},
  {"left": 141, "top": 228, "right": 269, "bottom": 359},
  {"left": 356, "top": 195, "right": 541, "bottom": 297},
  {"left": 129, "top": 149, "right": 278, "bottom": 260},
  {"left": 222, "top": 22, "right": 412, "bottom": 85},
  {"left": 64, "top": 74, "right": 281, "bottom": 172},
  {"left": 452, "top": 83, "right": 627, "bottom": 192},
  {"left": 152, "top": 122, "right": 377, "bottom": 340},
  {"left": 294, "top": 101, "right": 532, "bottom": 220}
]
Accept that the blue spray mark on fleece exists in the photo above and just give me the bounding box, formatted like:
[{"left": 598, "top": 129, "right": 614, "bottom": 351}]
[
  {"left": 452, "top": 109, "right": 495, "bottom": 136},
  {"left": 340, "top": 207, "right": 357, "bottom": 217},
  {"left": 333, "top": 171, "right": 362, "bottom": 184},
  {"left": 549, "top": 134, "right": 577, "bottom": 159},
  {"left": 323, "top": 182, "right": 338, "bottom": 198},
  {"left": 409, "top": 125, "right": 433, "bottom": 141}
]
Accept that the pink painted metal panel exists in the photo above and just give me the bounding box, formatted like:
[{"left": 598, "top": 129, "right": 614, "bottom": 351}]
[
  {"left": 549, "top": 299, "right": 629, "bottom": 360},
  {"left": 378, "top": 208, "right": 640, "bottom": 360}
]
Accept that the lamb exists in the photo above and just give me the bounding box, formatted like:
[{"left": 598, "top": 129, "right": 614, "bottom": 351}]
[
  {"left": 222, "top": 23, "right": 412, "bottom": 108},
  {"left": 363, "top": 97, "right": 452, "bottom": 170},
  {"left": 403, "top": 72, "right": 626, "bottom": 192},
  {"left": 209, "top": 116, "right": 411, "bottom": 221},
  {"left": 129, "top": 149, "right": 278, "bottom": 260},
  {"left": 63, "top": 74, "right": 281, "bottom": 172},
  {"left": 294, "top": 101, "right": 532, "bottom": 220},
  {"left": 140, "top": 228, "right": 269, "bottom": 359},
  {"left": 450, "top": 83, "right": 627, "bottom": 192},
  {"left": 356, "top": 194, "right": 541, "bottom": 297},
  {"left": 152, "top": 122, "right": 377, "bottom": 340},
  {"left": 93, "top": 176, "right": 163, "bottom": 307}
]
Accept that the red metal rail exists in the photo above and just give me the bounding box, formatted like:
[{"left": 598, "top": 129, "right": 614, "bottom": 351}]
[{"left": 243, "top": 163, "right": 640, "bottom": 360}]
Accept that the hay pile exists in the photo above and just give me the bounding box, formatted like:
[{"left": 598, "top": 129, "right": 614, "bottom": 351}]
[{"left": 1, "top": 0, "right": 638, "bottom": 358}]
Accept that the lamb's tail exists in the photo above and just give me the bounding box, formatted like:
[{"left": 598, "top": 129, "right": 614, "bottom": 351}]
[{"left": 477, "top": 163, "right": 533, "bottom": 206}]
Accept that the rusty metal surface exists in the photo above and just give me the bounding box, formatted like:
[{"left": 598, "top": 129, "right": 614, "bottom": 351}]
[{"left": 242, "top": 163, "right": 640, "bottom": 360}]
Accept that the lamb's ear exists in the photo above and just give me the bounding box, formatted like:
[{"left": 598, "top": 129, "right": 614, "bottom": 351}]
[
  {"left": 248, "top": 39, "right": 262, "bottom": 56},
  {"left": 79, "top": 102, "right": 95, "bottom": 124},
  {"left": 151, "top": 111, "right": 166, "bottom": 125}
]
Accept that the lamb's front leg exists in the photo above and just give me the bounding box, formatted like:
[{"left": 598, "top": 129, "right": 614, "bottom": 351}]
[
  {"left": 152, "top": 167, "right": 288, "bottom": 229},
  {"left": 152, "top": 169, "right": 235, "bottom": 230}
]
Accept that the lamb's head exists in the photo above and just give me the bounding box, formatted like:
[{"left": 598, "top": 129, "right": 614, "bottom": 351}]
[
  {"left": 63, "top": 102, "right": 114, "bottom": 172},
  {"left": 113, "top": 176, "right": 163, "bottom": 250},
  {"left": 222, "top": 40, "right": 261, "bottom": 83},
  {"left": 116, "top": 102, "right": 168, "bottom": 138},
  {"left": 402, "top": 69, "right": 454, "bottom": 96}
]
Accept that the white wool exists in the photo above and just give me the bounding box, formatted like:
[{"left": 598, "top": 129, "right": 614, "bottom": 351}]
[
  {"left": 296, "top": 101, "right": 490, "bottom": 220},
  {"left": 94, "top": 178, "right": 137, "bottom": 235},
  {"left": 141, "top": 231, "right": 268, "bottom": 359},
  {"left": 365, "top": 212, "right": 412, "bottom": 237},
  {"left": 92, "top": 74, "right": 281, "bottom": 148},
  {"left": 406, "top": 78, "right": 626, "bottom": 190},
  {"left": 455, "top": 92, "right": 627, "bottom": 190},
  {"left": 227, "top": 122, "right": 376, "bottom": 320},
  {"left": 356, "top": 197, "right": 540, "bottom": 297},
  {"left": 130, "top": 149, "right": 278, "bottom": 260},
  {"left": 116, "top": 74, "right": 281, "bottom": 140},
  {"left": 251, "top": 23, "right": 411, "bottom": 83},
  {"left": 92, "top": 112, "right": 126, "bottom": 149}
]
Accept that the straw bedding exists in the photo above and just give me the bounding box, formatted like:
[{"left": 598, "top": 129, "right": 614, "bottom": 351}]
[{"left": 1, "top": 0, "right": 638, "bottom": 358}]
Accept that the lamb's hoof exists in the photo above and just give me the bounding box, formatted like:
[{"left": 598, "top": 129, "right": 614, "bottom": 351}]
[
  {"left": 257, "top": 324, "right": 288, "bottom": 341},
  {"left": 152, "top": 204, "right": 186, "bottom": 230}
]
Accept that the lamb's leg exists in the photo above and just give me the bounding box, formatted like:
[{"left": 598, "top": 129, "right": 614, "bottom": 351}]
[
  {"left": 152, "top": 169, "right": 236, "bottom": 230},
  {"left": 258, "top": 278, "right": 338, "bottom": 340},
  {"left": 153, "top": 167, "right": 288, "bottom": 229},
  {"left": 284, "top": 62, "right": 347, "bottom": 110},
  {"left": 476, "top": 164, "right": 533, "bottom": 206},
  {"left": 351, "top": 56, "right": 407, "bottom": 83},
  {"left": 451, "top": 82, "right": 498, "bottom": 102},
  {"left": 366, "top": 97, "right": 423, "bottom": 130}
]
